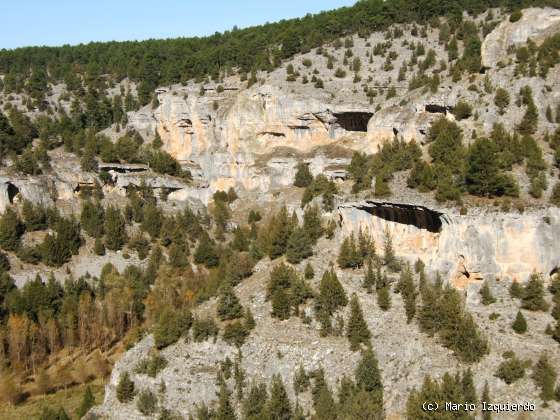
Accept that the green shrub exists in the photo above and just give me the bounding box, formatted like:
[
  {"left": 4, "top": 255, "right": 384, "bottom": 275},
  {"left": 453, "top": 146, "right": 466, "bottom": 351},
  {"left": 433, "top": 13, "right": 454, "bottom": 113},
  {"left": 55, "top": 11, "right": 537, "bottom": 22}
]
[
  {"left": 135, "top": 354, "right": 168, "bottom": 377},
  {"left": 192, "top": 317, "right": 219, "bottom": 342},
  {"left": 222, "top": 321, "right": 249, "bottom": 347},
  {"left": 334, "top": 68, "right": 347, "bottom": 78},
  {"left": 512, "top": 311, "right": 527, "bottom": 334},
  {"left": 116, "top": 372, "right": 136, "bottom": 403},
  {"left": 522, "top": 274, "right": 549, "bottom": 311},
  {"left": 153, "top": 308, "right": 192, "bottom": 349},
  {"left": 453, "top": 100, "right": 473, "bottom": 120},
  {"left": 510, "top": 10, "right": 522, "bottom": 22},
  {"left": 495, "top": 354, "right": 526, "bottom": 384},
  {"left": 136, "top": 389, "right": 158, "bottom": 415}
]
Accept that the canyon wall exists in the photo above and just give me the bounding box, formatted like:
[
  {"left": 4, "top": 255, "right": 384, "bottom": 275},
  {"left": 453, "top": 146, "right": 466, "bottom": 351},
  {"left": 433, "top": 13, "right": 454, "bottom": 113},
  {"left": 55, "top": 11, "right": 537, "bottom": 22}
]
[{"left": 338, "top": 201, "right": 560, "bottom": 285}]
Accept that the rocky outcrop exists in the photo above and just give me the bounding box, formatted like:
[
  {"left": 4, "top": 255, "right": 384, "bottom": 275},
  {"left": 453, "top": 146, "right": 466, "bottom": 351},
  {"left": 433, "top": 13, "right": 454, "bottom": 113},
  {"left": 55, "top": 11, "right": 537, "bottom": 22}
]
[
  {"left": 367, "top": 105, "right": 450, "bottom": 144},
  {"left": 0, "top": 176, "right": 54, "bottom": 212},
  {"left": 144, "top": 86, "right": 378, "bottom": 195},
  {"left": 338, "top": 200, "right": 560, "bottom": 285},
  {"left": 482, "top": 7, "right": 560, "bottom": 68}
]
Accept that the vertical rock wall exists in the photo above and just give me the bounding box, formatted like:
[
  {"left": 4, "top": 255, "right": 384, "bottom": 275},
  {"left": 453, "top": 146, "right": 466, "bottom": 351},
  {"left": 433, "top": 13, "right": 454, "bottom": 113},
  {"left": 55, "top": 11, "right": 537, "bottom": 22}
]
[{"left": 338, "top": 201, "right": 560, "bottom": 284}]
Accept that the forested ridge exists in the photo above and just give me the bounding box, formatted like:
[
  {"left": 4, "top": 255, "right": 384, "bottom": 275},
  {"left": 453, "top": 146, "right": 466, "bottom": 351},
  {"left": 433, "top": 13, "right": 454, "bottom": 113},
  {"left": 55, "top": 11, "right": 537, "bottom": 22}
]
[{"left": 0, "top": 0, "right": 558, "bottom": 97}]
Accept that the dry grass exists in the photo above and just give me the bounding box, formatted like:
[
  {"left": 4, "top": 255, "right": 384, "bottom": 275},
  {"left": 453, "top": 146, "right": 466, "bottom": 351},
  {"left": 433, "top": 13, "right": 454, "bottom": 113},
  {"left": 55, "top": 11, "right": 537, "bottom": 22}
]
[{"left": 0, "top": 378, "right": 105, "bottom": 420}]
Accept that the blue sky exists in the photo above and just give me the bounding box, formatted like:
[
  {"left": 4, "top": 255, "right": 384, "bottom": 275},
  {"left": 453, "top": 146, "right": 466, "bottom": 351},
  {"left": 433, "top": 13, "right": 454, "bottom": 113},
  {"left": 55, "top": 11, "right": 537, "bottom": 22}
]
[{"left": 2, "top": 0, "right": 356, "bottom": 49}]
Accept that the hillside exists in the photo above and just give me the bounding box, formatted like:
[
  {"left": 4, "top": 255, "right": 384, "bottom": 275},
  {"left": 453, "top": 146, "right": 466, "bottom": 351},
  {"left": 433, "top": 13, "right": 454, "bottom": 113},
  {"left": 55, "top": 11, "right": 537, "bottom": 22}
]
[{"left": 0, "top": 2, "right": 560, "bottom": 419}]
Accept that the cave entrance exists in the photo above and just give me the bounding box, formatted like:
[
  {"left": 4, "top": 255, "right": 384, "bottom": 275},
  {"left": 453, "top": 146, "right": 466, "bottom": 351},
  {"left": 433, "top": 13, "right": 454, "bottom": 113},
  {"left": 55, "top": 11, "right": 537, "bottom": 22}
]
[
  {"left": 334, "top": 112, "right": 373, "bottom": 132},
  {"left": 6, "top": 183, "right": 19, "bottom": 204},
  {"left": 425, "top": 104, "right": 450, "bottom": 114},
  {"left": 356, "top": 201, "right": 444, "bottom": 233}
]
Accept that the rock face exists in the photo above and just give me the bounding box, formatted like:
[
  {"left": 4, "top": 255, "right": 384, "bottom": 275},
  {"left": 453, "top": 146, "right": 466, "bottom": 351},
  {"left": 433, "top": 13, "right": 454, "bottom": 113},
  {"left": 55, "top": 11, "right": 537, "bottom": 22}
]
[
  {"left": 482, "top": 7, "right": 560, "bottom": 68},
  {"left": 149, "top": 85, "right": 374, "bottom": 196},
  {"left": 0, "top": 176, "right": 54, "bottom": 213},
  {"left": 114, "top": 8, "right": 560, "bottom": 200},
  {"left": 338, "top": 200, "right": 560, "bottom": 285}
]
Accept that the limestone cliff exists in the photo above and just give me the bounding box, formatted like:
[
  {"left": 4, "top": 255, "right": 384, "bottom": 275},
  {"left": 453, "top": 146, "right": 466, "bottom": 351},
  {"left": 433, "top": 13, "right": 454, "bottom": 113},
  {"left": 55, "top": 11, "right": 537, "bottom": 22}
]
[
  {"left": 338, "top": 200, "right": 560, "bottom": 285},
  {"left": 116, "top": 7, "right": 560, "bottom": 201},
  {"left": 482, "top": 7, "right": 560, "bottom": 68}
]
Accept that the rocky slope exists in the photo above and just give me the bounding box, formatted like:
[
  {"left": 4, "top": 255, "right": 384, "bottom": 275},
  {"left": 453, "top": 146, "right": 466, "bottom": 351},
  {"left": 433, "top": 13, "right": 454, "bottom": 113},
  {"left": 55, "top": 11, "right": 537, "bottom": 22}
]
[
  {"left": 117, "top": 7, "right": 560, "bottom": 201},
  {"left": 1, "top": 6, "right": 560, "bottom": 419},
  {"left": 91, "top": 231, "right": 560, "bottom": 419}
]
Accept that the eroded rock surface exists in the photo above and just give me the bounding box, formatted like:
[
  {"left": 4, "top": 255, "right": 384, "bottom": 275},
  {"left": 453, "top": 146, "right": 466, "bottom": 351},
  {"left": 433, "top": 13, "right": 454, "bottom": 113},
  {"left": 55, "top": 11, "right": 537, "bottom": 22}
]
[
  {"left": 482, "top": 7, "right": 560, "bottom": 68},
  {"left": 338, "top": 200, "right": 560, "bottom": 285}
]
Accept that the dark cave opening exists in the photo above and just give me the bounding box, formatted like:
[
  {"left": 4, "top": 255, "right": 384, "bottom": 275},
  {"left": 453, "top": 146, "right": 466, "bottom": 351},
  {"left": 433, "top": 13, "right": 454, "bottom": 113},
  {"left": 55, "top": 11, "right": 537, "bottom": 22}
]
[
  {"left": 98, "top": 163, "right": 149, "bottom": 174},
  {"left": 6, "top": 183, "right": 19, "bottom": 204},
  {"left": 356, "top": 201, "right": 444, "bottom": 233},
  {"left": 334, "top": 112, "right": 373, "bottom": 132},
  {"left": 425, "top": 104, "right": 449, "bottom": 114},
  {"left": 261, "top": 131, "right": 287, "bottom": 137}
]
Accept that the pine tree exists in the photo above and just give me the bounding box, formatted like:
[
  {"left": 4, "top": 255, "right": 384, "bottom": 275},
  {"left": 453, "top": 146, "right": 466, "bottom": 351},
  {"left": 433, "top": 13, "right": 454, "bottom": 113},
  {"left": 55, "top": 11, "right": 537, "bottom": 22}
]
[
  {"left": 141, "top": 203, "right": 162, "bottom": 239},
  {"left": 293, "top": 364, "right": 310, "bottom": 394},
  {"left": 357, "top": 228, "right": 374, "bottom": 261},
  {"left": 267, "top": 263, "right": 297, "bottom": 299},
  {"left": 216, "top": 382, "right": 237, "bottom": 420},
  {"left": 532, "top": 353, "right": 557, "bottom": 403},
  {"left": 104, "top": 206, "right": 127, "bottom": 251},
  {"left": 232, "top": 227, "right": 249, "bottom": 252},
  {"left": 242, "top": 381, "right": 268, "bottom": 420},
  {"left": 312, "top": 369, "right": 337, "bottom": 420},
  {"left": 522, "top": 274, "right": 549, "bottom": 311},
  {"left": 363, "top": 261, "right": 376, "bottom": 294},
  {"left": 266, "top": 375, "right": 292, "bottom": 420},
  {"left": 479, "top": 280, "right": 496, "bottom": 305},
  {"left": 398, "top": 266, "right": 417, "bottom": 322},
  {"left": 377, "top": 286, "right": 391, "bottom": 311},
  {"left": 286, "top": 227, "right": 313, "bottom": 264},
  {"left": 244, "top": 307, "right": 256, "bottom": 330},
  {"left": 337, "top": 234, "right": 361, "bottom": 269},
  {"left": 21, "top": 200, "right": 47, "bottom": 231},
  {"left": 346, "top": 294, "right": 371, "bottom": 351},
  {"left": 337, "top": 236, "right": 353, "bottom": 268},
  {"left": 317, "top": 269, "right": 348, "bottom": 315},
  {"left": 80, "top": 200, "right": 104, "bottom": 238},
  {"left": 304, "top": 262, "right": 314, "bottom": 279},
  {"left": 512, "top": 311, "right": 527, "bottom": 334},
  {"left": 77, "top": 385, "right": 95, "bottom": 417},
  {"left": 461, "top": 369, "right": 477, "bottom": 404},
  {"left": 194, "top": 233, "right": 220, "bottom": 268},
  {"left": 268, "top": 207, "right": 291, "bottom": 259},
  {"left": 494, "top": 88, "right": 510, "bottom": 114},
  {"left": 294, "top": 162, "right": 313, "bottom": 187},
  {"left": 116, "top": 372, "right": 135, "bottom": 403},
  {"left": 153, "top": 308, "right": 192, "bottom": 349},
  {"left": 217, "top": 281, "right": 243, "bottom": 321},
  {"left": 355, "top": 348, "right": 384, "bottom": 410},
  {"left": 303, "top": 205, "right": 323, "bottom": 244},
  {"left": 495, "top": 353, "right": 526, "bottom": 384},
  {"left": 81, "top": 137, "right": 98, "bottom": 172},
  {"left": 271, "top": 288, "right": 291, "bottom": 320},
  {"left": 0, "top": 208, "right": 24, "bottom": 251},
  {"left": 517, "top": 100, "right": 538, "bottom": 135},
  {"left": 509, "top": 281, "right": 523, "bottom": 299},
  {"left": 383, "top": 229, "right": 399, "bottom": 272}
]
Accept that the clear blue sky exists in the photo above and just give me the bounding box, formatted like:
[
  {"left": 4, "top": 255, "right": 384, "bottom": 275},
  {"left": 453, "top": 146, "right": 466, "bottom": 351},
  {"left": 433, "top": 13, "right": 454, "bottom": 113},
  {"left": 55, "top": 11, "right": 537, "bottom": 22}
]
[{"left": 2, "top": 0, "right": 356, "bottom": 50}]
